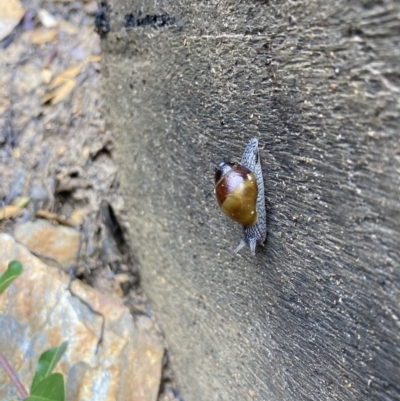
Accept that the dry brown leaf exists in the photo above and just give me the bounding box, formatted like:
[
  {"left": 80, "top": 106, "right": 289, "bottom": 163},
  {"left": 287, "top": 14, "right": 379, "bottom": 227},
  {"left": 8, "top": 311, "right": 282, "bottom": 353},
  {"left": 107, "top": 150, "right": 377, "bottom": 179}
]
[
  {"left": 69, "top": 209, "right": 85, "bottom": 225},
  {"left": 31, "top": 28, "right": 58, "bottom": 44},
  {"left": 41, "top": 91, "right": 56, "bottom": 105},
  {"left": 48, "top": 65, "right": 82, "bottom": 89},
  {"left": 36, "top": 209, "right": 74, "bottom": 226},
  {"left": 87, "top": 55, "right": 102, "bottom": 63},
  {"left": 50, "top": 79, "right": 77, "bottom": 104},
  {"left": 13, "top": 197, "right": 30, "bottom": 208},
  {"left": 0, "top": 205, "right": 22, "bottom": 220},
  {"left": 0, "top": 0, "right": 25, "bottom": 41},
  {"left": 0, "top": 197, "right": 29, "bottom": 220},
  {"left": 42, "top": 65, "right": 82, "bottom": 104},
  {"left": 42, "top": 79, "right": 77, "bottom": 105}
]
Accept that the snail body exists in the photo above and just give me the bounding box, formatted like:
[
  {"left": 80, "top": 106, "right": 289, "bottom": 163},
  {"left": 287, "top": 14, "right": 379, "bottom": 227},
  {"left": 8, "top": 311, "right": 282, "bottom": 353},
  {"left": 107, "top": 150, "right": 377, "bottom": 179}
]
[{"left": 215, "top": 138, "right": 266, "bottom": 255}]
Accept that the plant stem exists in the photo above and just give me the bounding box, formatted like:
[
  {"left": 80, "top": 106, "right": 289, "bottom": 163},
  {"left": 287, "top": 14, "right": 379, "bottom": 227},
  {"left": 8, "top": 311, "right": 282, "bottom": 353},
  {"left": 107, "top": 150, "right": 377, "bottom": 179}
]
[{"left": 0, "top": 353, "right": 29, "bottom": 399}]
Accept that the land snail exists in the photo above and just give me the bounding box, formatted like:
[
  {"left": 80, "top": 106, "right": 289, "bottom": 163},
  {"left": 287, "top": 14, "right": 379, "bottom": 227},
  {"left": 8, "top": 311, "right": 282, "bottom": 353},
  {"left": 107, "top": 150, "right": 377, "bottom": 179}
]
[{"left": 214, "top": 138, "right": 266, "bottom": 255}]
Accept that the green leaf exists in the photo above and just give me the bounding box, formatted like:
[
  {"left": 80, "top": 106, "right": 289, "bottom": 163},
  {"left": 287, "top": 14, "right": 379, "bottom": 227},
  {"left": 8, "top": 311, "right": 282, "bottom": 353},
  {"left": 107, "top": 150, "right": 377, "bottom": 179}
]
[
  {"left": 30, "top": 342, "right": 68, "bottom": 393},
  {"left": 0, "top": 260, "right": 23, "bottom": 294},
  {"left": 25, "top": 373, "right": 65, "bottom": 401}
]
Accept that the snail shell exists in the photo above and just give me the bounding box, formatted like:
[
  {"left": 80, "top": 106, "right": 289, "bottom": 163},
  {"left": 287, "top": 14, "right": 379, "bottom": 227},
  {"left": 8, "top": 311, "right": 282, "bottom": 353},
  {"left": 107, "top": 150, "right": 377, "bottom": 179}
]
[
  {"left": 214, "top": 138, "right": 266, "bottom": 255},
  {"left": 215, "top": 162, "right": 258, "bottom": 226}
]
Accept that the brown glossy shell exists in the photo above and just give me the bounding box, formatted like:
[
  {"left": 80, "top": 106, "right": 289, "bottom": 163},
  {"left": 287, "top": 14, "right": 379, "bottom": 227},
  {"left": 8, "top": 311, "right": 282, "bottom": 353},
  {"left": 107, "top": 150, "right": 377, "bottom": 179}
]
[{"left": 215, "top": 163, "right": 258, "bottom": 226}]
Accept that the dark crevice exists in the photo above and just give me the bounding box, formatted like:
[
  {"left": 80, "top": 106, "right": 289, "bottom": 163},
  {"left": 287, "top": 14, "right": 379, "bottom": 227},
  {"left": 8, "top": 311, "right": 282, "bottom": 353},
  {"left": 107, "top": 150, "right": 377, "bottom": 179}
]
[
  {"left": 100, "top": 200, "right": 127, "bottom": 256},
  {"left": 95, "top": 1, "right": 110, "bottom": 37},
  {"left": 91, "top": 147, "right": 112, "bottom": 161},
  {"left": 346, "top": 26, "right": 364, "bottom": 37},
  {"left": 157, "top": 350, "right": 186, "bottom": 401},
  {"left": 56, "top": 190, "right": 74, "bottom": 200}
]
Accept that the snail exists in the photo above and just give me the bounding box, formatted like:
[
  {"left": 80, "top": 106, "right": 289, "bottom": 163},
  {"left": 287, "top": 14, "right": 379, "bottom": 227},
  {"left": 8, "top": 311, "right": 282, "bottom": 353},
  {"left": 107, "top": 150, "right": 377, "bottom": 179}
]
[{"left": 214, "top": 138, "right": 266, "bottom": 255}]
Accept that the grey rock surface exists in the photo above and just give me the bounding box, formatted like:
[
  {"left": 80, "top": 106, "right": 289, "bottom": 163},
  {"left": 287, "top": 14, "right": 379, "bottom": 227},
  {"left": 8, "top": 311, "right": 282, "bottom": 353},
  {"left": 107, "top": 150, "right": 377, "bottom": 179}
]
[
  {"left": 0, "top": 234, "right": 164, "bottom": 401},
  {"left": 102, "top": 1, "right": 400, "bottom": 400}
]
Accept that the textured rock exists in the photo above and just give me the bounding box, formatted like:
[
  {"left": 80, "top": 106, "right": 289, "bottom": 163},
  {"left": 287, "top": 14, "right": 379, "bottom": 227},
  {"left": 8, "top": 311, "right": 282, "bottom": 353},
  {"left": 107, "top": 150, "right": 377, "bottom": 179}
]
[
  {"left": 103, "top": 1, "right": 400, "bottom": 400},
  {"left": 14, "top": 219, "right": 80, "bottom": 267},
  {"left": 0, "top": 233, "right": 164, "bottom": 401}
]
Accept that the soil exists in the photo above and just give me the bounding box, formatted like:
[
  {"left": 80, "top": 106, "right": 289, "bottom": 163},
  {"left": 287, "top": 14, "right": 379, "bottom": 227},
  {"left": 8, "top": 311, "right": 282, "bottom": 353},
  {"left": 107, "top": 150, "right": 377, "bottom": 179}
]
[{"left": 0, "top": 0, "right": 181, "bottom": 399}]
